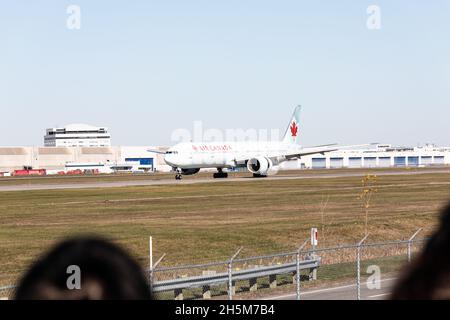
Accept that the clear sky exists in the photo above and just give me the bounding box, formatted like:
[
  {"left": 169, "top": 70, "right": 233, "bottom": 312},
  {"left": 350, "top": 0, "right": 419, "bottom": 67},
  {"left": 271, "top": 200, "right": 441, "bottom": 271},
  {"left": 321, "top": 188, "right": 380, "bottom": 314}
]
[{"left": 1, "top": 1, "right": 449, "bottom": 146}]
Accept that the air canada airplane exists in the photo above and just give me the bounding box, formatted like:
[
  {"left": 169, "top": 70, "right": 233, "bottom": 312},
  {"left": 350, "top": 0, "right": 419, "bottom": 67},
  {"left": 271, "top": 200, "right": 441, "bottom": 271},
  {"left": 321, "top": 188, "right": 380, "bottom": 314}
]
[{"left": 152, "top": 106, "right": 345, "bottom": 180}]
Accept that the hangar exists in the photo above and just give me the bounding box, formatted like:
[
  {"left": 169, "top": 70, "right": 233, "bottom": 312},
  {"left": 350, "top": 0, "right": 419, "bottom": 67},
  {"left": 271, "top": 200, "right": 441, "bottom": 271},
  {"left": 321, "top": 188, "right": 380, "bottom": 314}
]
[
  {"left": 282, "top": 144, "right": 450, "bottom": 170},
  {"left": 0, "top": 146, "right": 171, "bottom": 174}
]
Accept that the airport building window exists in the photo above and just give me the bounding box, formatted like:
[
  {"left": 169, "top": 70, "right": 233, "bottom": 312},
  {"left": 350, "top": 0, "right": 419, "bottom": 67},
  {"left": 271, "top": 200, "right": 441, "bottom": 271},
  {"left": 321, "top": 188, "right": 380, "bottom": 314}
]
[
  {"left": 125, "top": 158, "right": 154, "bottom": 166},
  {"left": 364, "top": 157, "right": 377, "bottom": 168},
  {"left": 394, "top": 157, "right": 406, "bottom": 167},
  {"left": 330, "top": 157, "right": 344, "bottom": 168},
  {"left": 378, "top": 157, "right": 391, "bottom": 167},
  {"left": 348, "top": 157, "right": 362, "bottom": 168},
  {"left": 434, "top": 156, "right": 445, "bottom": 165},
  {"left": 421, "top": 156, "right": 433, "bottom": 166},
  {"left": 312, "top": 158, "right": 326, "bottom": 169},
  {"left": 408, "top": 156, "right": 419, "bottom": 166}
]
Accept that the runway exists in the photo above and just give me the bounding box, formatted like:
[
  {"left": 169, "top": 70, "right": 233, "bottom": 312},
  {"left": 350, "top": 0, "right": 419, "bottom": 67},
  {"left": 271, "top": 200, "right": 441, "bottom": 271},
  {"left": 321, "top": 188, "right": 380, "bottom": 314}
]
[
  {"left": 0, "top": 168, "right": 449, "bottom": 192},
  {"left": 264, "top": 277, "right": 397, "bottom": 300}
]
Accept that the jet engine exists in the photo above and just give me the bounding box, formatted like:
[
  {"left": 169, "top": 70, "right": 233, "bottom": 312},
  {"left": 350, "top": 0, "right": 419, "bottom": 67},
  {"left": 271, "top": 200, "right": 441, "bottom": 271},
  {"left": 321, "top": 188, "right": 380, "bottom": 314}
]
[{"left": 246, "top": 157, "right": 273, "bottom": 176}]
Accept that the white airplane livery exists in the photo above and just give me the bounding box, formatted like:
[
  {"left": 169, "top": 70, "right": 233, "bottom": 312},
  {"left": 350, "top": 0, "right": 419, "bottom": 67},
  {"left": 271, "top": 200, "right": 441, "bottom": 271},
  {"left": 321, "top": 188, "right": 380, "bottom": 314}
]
[{"left": 156, "top": 106, "right": 340, "bottom": 180}]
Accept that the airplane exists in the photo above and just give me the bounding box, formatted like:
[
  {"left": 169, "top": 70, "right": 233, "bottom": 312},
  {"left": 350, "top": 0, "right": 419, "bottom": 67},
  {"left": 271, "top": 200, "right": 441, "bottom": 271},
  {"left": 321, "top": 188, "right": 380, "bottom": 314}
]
[{"left": 150, "top": 106, "right": 349, "bottom": 180}]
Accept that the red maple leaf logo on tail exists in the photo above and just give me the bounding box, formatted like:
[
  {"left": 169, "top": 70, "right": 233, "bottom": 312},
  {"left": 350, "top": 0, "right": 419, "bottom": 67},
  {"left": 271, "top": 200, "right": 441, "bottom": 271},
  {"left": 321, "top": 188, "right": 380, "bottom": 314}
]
[{"left": 290, "top": 121, "right": 298, "bottom": 137}]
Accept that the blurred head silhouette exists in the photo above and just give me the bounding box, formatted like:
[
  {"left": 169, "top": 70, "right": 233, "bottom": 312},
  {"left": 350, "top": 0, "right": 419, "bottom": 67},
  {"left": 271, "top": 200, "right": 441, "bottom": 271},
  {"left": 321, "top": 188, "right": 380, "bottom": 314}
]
[
  {"left": 392, "top": 202, "right": 450, "bottom": 300},
  {"left": 15, "top": 236, "right": 152, "bottom": 300}
]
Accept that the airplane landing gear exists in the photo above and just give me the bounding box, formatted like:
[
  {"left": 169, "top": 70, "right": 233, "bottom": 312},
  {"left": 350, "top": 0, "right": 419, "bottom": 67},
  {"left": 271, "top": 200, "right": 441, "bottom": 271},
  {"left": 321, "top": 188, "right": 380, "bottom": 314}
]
[
  {"left": 213, "top": 168, "right": 228, "bottom": 179},
  {"left": 174, "top": 168, "right": 183, "bottom": 180},
  {"left": 253, "top": 173, "right": 267, "bottom": 178}
]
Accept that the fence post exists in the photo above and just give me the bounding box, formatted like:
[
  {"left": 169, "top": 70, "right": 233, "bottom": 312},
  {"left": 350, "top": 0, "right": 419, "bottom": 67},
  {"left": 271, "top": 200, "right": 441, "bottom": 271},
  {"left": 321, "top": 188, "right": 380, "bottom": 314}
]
[
  {"left": 356, "top": 234, "right": 369, "bottom": 300},
  {"left": 408, "top": 228, "right": 422, "bottom": 263},
  {"left": 149, "top": 236, "right": 153, "bottom": 287},
  {"left": 151, "top": 253, "right": 166, "bottom": 297},
  {"left": 228, "top": 247, "right": 243, "bottom": 300},
  {"left": 296, "top": 239, "right": 309, "bottom": 301}
]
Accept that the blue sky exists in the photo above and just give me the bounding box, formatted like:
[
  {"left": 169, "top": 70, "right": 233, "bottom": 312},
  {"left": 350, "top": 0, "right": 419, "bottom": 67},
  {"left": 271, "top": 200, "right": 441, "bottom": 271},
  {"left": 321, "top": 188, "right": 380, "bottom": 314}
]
[{"left": 1, "top": 1, "right": 449, "bottom": 146}]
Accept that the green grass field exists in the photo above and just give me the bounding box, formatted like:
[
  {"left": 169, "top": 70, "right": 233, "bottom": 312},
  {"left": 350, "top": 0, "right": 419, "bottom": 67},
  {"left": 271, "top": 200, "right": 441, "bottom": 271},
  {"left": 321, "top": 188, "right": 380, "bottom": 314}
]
[{"left": 1, "top": 168, "right": 449, "bottom": 286}]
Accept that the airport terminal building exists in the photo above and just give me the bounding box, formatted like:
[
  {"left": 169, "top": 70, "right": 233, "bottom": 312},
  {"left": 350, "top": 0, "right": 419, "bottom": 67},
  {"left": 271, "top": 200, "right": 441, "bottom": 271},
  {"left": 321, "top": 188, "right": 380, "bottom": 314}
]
[
  {"left": 44, "top": 124, "right": 111, "bottom": 147},
  {"left": 0, "top": 146, "right": 170, "bottom": 174}
]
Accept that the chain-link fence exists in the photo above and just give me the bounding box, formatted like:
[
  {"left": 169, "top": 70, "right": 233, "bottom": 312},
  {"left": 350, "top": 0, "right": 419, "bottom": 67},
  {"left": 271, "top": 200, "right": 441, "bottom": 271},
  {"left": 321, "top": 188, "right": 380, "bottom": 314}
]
[
  {"left": 0, "top": 233, "right": 427, "bottom": 300},
  {"left": 149, "top": 233, "right": 427, "bottom": 300}
]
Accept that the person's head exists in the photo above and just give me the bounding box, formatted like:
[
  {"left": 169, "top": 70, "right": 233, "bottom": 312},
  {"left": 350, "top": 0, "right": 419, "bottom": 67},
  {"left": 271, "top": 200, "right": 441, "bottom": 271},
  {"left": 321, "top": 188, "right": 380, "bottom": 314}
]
[
  {"left": 15, "top": 236, "right": 152, "bottom": 300},
  {"left": 391, "top": 202, "right": 450, "bottom": 299}
]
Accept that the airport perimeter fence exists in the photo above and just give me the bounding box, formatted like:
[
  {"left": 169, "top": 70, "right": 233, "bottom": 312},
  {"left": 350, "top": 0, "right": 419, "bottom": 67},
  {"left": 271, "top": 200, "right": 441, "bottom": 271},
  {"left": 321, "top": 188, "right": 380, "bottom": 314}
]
[
  {"left": 148, "top": 231, "right": 427, "bottom": 300},
  {"left": 0, "top": 232, "right": 427, "bottom": 300}
]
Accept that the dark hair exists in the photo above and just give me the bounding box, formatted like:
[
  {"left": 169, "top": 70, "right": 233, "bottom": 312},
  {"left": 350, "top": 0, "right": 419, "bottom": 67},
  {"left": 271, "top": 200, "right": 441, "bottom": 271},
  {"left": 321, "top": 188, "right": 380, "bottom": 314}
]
[
  {"left": 391, "top": 202, "right": 450, "bottom": 299},
  {"left": 15, "top": 236, "right": 152, "bottom": 300}
]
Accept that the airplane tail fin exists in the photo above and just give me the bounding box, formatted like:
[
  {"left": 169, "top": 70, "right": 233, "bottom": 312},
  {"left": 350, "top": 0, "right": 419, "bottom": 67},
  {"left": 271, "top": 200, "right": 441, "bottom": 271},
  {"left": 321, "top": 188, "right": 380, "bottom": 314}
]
[{"left": 282, "top": 105, "right": 302, "bottom": 145}]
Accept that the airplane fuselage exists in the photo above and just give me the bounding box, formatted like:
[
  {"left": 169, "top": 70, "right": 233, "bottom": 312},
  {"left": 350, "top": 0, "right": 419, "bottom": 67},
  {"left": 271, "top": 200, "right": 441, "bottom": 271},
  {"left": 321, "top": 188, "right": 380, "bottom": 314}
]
[{"left": 164, "top": 141, "right": 302, "bottom": 170}]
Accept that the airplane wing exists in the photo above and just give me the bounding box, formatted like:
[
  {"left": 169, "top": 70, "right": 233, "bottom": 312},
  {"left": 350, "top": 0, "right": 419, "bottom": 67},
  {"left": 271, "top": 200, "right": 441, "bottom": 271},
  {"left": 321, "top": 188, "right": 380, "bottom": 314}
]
[
  {"left": 283, "top": 143, "right": 378, "bottom": 160},
  {"left": 231, "top": 144, "right": 339, "bottom": 165},
  {"left": 232, "top": 143, "right": 377, "bottom": 165},
  {"left": 147, "top": 149, "right": 167, "bottom": 154},
  {"left": 284, "top": 144, "right": 339, "bottom": 160}
]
